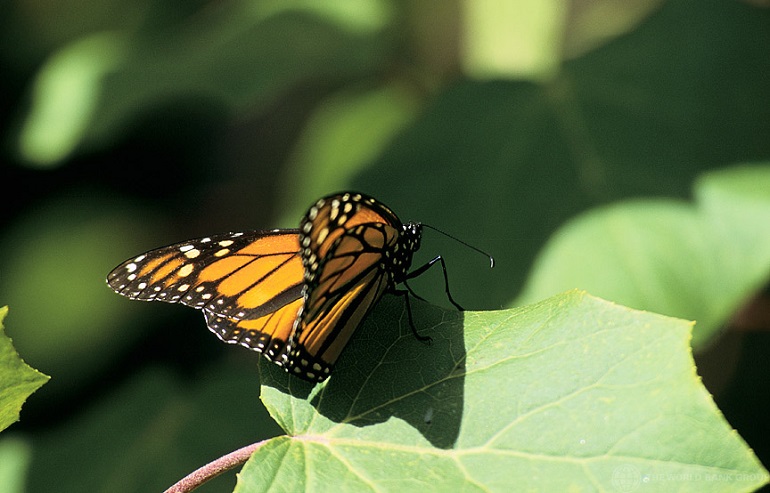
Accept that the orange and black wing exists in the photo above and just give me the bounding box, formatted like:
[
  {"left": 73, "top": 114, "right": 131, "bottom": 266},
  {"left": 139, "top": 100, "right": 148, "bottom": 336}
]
[
  {"left": 281, "top": 193, "right": 411, "bottom": 381},
  {"left": 107, "top": 192, "right": 422, "bottom": 383},
  {"left": 203, "top": 297, "right": 304, "bottom": 362},
  {"left": 107, "top": 229, "right": 304, "bottom": 355}
]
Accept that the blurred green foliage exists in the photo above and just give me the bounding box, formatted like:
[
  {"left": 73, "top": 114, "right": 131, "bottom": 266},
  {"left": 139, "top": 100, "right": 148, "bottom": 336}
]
[
  {"left": 516, "top": 164, "right": 770, "bottom": 348},
  {"left": 0, "top": 437, "right": 31, "bottom": 493},
  {"left": 1, "top": 0, "right": 769, "bottom": 491}
]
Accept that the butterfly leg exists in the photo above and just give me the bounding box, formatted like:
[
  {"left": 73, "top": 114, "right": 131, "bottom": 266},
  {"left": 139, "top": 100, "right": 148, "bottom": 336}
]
[
  {"left": 405, "top": 255, "right": 464, "bottom": 311},
  {"left": 393, "top": 289, "right": 432, "bottom": 344}
]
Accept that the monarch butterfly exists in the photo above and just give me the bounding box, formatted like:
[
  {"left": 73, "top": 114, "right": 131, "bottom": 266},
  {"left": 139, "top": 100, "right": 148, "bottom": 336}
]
[{"left": 108, "top": 192, "right": 483, "bottom": 382}]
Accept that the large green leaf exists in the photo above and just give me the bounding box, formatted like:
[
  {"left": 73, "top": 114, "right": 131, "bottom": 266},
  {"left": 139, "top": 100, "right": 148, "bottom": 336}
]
[
  {"left": 235, "top": 292, "right": 767, "bottom": 492},
  {"left": 515, "top": 164, "right": 770, "bottom": 349},
  {"left": 0, "top": 307, "right": 50, "bottom": 432}
]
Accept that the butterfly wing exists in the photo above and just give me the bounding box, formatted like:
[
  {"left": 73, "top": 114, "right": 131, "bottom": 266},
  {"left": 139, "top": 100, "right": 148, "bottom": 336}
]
[
  {"left": 107, "top": 192, "right": 420, "bottom": 383},
  {"left": 282, "top": 193, "right": 405, "bottom": 381},
  {"left": 107, "top": 229, "right": 304, "bottom": 352},
  {"left": 203, "top": 297, "right": 303, "bottom": 363}
]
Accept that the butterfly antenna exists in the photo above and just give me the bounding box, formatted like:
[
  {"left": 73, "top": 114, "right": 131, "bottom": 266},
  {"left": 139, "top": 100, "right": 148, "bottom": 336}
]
[{"left": 422, "top": 224, "right": 495, "bottom": 268}]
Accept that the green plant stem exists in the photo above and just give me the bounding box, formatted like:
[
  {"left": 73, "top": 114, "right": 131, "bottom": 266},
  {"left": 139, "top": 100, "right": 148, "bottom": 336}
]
[{"left": 163, "top": 440, "right": 267, "bottom": 493}]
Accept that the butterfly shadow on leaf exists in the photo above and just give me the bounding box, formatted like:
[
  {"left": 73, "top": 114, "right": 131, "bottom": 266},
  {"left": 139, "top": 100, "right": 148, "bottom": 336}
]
[{"left": 258, "top": 295, "right": 466, "bottom": 449}]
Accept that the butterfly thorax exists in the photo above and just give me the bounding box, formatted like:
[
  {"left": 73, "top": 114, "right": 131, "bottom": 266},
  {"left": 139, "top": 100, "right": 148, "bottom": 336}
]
[{"left": 386, "top": 221, "right": 421, "bottom": 286}]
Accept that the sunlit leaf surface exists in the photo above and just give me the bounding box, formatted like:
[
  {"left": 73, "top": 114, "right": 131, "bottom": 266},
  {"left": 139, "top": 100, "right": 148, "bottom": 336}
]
[{"left": 235, "top": 293, "right": 768, "bottom": 492}]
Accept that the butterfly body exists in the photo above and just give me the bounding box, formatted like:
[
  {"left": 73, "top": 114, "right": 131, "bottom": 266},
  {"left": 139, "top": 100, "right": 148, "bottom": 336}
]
[{"left": 108, "top": 192, "right": 422, "bottom": 382}]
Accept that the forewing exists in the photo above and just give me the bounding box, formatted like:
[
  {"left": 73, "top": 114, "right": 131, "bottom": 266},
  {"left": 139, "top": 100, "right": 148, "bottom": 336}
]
[{"left": 107, "top": 230, "right": 303, "bottom": 319}]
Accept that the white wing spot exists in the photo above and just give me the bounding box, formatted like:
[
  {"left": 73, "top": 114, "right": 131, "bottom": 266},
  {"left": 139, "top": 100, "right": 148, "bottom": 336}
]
[
  {"left": 218, "top": 240, "right": 234, "bottom": 247},
  {"left": 317, "top": 227, "right": 329, "bottom": 244},
  {"left": 125, "top": 263, "right": 137, "bottom": 273},
  {"left": 178, "top": 284, "right": 190, "bottom": 292},
  {"left": 184, "top": 249, "right": 201, "bottom": 259},
  {"left": 214, "top": 248, "right": 230, "bottom": 257},
  {"left": 178, "top": 264, "right": 194, "bottom": 277}
]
